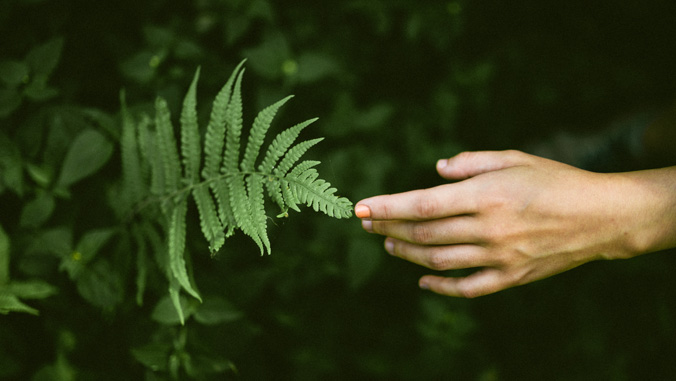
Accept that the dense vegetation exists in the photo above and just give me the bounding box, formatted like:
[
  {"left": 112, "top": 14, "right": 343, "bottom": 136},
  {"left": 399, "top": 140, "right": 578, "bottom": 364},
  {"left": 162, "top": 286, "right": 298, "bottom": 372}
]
[{"left": 2, "top": 0, "right": 676, "bottom": 379}]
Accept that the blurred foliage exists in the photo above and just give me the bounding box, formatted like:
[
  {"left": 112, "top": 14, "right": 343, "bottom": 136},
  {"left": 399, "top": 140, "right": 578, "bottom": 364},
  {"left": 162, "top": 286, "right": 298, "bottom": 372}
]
[{"left": 1, "top": 0, "right": 676, "bottom": 379}]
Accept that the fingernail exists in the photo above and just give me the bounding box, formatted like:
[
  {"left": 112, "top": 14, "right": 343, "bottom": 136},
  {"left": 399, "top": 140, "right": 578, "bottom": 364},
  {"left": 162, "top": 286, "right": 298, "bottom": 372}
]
[
  {"left": 436, "top": 159, "right": 448, "bottom": 171},
  {"left": 361, "top": 219, "right": 373, "bottom": 232},
  {"left": 419, "top": 280, "right": 430, "bottom": 290},
  {"left": 355, "top": 204, "right": 371, "bottom": 219},
  {"left": 384, "top": 238, "right": 394, "bottom": 254}
]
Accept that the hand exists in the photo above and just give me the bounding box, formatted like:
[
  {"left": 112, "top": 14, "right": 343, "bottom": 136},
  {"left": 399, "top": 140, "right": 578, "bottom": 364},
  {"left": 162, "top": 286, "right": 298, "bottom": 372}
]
[{"left": 355, "top": 150, "right": 676, "bottom": 298}]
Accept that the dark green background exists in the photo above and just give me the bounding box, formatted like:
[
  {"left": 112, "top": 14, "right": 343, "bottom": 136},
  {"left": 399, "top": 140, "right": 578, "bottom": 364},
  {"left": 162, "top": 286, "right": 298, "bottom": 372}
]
[{"left": 2, "top": 0, "right": 676, "bottom": 379}]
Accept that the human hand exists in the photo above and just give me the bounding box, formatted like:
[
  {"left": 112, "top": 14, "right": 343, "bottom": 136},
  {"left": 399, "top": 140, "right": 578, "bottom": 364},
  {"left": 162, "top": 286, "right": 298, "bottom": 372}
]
[{"left": 355, "top": 150, "right": 676, "bottom": 298}]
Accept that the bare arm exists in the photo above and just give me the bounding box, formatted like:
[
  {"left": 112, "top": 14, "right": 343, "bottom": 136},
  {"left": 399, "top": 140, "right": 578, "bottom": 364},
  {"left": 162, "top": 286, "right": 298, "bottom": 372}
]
[{"left": 355, "top": 150, "right": 676, "bottom": 298}]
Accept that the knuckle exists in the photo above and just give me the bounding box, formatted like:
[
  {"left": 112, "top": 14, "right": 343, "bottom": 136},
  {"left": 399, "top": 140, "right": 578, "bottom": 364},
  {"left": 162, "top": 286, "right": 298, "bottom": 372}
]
[
  {"left": 428, "top": 252, "right": 450, "bottom": 270},
  {"left": 455, "top": 281, "right": 481, "bottom": 299},
  {"left": 414, "top": 193, "right": 438, "bottom": 219},
  {"left": 410, "top": 224, "right": 434, "bottom": 244}
]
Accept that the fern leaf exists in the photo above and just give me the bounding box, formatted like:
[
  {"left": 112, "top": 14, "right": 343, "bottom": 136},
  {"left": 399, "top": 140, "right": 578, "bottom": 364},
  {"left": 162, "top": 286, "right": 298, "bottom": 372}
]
[
  {"left": 289, "top": 160, "right": 321, "bottom": 176},
  {"left": 241, "top": 95, "right": 293, "bottom": 172},
  {"left": 265, "top": 176, "right": 285, "bottom": 212},
  {"left": 288, "top": 168, "right": 353, "bottom": 218},
  {"left": 192, "top": 183, "right": 225, "bottom": 254},
  {"left": 258, "top": 118, "right": 317, "bottom": 174},
  {"left": 222, "top": 69, "right": 245, "bottom": 174},
  {"left": 210, "top": 180, "right": 236, "bottom": 238},
  {"left": 180, "top": 67, "right": 201, "bottom": 183},
  {"left": 120, "top": 91, "right": 145, "bottom": 209},
  {"left": 168, "top": 276, "right": 186, "bottom": 325},
  {"left": 136, "top": 115, "right": 160, "bottom": 195},
  {"left": 168, "top": 196, "right": 201, "bottom": 301},
  {"left": 203, "top": 60, "right": 245, "bottom": 180},
  {"left": 247, "top": 175, "right": 271, "bottom": 254},
  {"left": 131, "top": 226, "right": 148, "bottom": 306},
  {"left": 274, "top": 138, "right": 324, "bottom": 176},
  {"left": 281, "top": 179, "right": 301, "bottom": 212},
  {"left": 155, "top": 97, "right": 181, "bottom": 194},
  {"left": 227, "top": 174, "right": 264, "bottom": 254}
]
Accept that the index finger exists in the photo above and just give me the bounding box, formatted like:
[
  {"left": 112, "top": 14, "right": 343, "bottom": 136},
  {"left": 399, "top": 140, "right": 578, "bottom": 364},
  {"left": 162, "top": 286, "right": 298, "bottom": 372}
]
[{"left": 355, "top": 182, "right": 477, "bottom": 221}]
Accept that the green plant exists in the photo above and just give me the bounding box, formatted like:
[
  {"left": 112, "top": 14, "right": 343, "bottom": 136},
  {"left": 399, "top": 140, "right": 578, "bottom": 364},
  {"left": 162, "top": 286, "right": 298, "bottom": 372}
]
[{"left": 116, "top": 60, "right": 352, "bottom": 323}]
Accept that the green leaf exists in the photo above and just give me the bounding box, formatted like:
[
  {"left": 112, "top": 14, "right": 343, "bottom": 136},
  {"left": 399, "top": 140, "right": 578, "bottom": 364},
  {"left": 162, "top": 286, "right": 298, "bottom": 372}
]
[
  {"left": 0, "top": 225, "right": 9, "bottom": 284},
  {"left": 203, "top": 60, "right": 246, "bottom": 180},
  {"left": 168, "top": 197, "right": 201, "bottom": 301},
  {"left": 119, "top": 91, "right": 145, "bottom": 209},
  {"left": 288, "top": 168, "right": 353, "bottom": 218},
  {"left": 6, "top": 280, "right": 57, "bottom": 299},
  {"left": 75, "top": 228, "right": 115, "bottom": 263},
  {"left": 25, "top": 37, "right": 64, "bottom": 77},
  {"left": 210, "top": 180, "right": 236, "bottom": 239},
  {"left": 274, "top": 138, "right": 324, "bottom": 176},
  {"left": 75, "top": 260, "right": 123, "bottom": 311},
  {"left": 222, "top": 69, "right": 245, "bottom": 173},
  {"left": 154, "top": 97, "right": 181, "bottom": 194},
  {"left": 152, "top": 291, "right": 194, "bottom": 325},
  {"left": 227, "top": 174, "right": 264, "bottom": 254},
  {"left": 295, "top": 52, "right": 341, "bottom": 83},
  {"left": 246, "top": 174, "right": 270, "bottom": 254},
  {"left": 194, "top": 296, "right": 243, "bottom": 325},
  {"left": 19, "top": 192, "right": 55, "bottom": 228},
  {"left": 241, "top": 95, "right": 293, "bottom": 172},
  {"left": 25, "top": 227, "right": 72, "bottom": 257},
  {"left": 56, "top": 128, "right": 114, "bottom": 188},
  {"left": 131, "top": 343, "right": 170, "bottom": 372},
  {"left": 0, "top": 60, "right": 29, "bottom": 86},
  {"left": 132, "top": 230, "right": 148, "bottom": 306},
  {"left": 0, "top": 88, "right": 22, "bottom": 118},
  {"left": 243, "top": 34, "right": 291, "bottom": 80},
  {"left": 0, "top": 292, "right": 39, "bottom": 315},
  {"left": 258, "top": 118, "right": 317, "bottom": 173},
  {"left": 180, "top": 67, "right": 202, "bottom": 183},
  {"left": 0, "top": 131, "right": 24, "bottom": 196},
  {"left": 192, "top": 184, "right": 225, "bottom": 254}
]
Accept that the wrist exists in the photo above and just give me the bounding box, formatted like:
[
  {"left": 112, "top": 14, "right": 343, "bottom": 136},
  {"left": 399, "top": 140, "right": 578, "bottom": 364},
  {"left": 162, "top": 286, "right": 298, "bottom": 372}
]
[{"left": 614, "top": 167, "right": 676, "bottom": 258}]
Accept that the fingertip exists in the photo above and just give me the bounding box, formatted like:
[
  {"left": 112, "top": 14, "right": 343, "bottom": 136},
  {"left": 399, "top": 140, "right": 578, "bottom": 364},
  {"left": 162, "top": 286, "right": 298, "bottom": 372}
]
[
  {"left": 355, "top": 204, "right": 371, "bottom": 219},
  {"left": 436, "top": 159, "right": 448, "bottom": 171}
]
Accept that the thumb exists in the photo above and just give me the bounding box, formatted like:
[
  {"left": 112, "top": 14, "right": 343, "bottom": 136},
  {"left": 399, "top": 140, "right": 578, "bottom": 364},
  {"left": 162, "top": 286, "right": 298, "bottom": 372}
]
[{"left": 436, "top": 150, "right": 529, "bottom": 180}]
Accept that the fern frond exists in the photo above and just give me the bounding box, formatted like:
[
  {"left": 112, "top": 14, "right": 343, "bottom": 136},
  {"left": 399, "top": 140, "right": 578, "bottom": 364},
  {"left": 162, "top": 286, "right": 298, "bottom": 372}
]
[
  {"left": 289, "top": 160, "right": 321, "bottom": 176},
  {"left": 124, "top": 63, "right": 353, "bottom": 321},
  {"left": 246, "top": 175, "right": 271, "bottom": 254},
  {"left": 203, "top": 60, "right": 245, "bottom": 180},
  {"left": 192, "top": 184, "right": 225, "bottom": 254},
  {"left": 136, "top": 115, "right": 161, "bottom": 196},
  {"left": 274, "top": 138, "right": 324, "bottom": 176},
  {"left": 180, "top": 67, "right": 201, "bottom": 183},
  {"left": 222, "top": 69, "right": 245, "bottom": 174},
  {"left": 265, "top": 176, "right": 285, "bottom": 212},
  {"left": 210, "top": 180, "right": 236, "bottom": 238},
  {"left": 280, "top": 179, "right": 301, "bottom": 212},
  {"left": 167, "top": 196, "right": 201, "bottom": 301},
  {"left": 288, "top": 168, "right": 353, "bottom": 218},
  {"left": 120, "top": 91, "right": 145, "bottom": 209},
  {"left": 258, "top": 118, "right": 318, "bottom": 173},
  {"left": 227, "top": 174, "right": 264, "bottom": 254},
  {"left": 241, "top": 95, "right": 293, "bottom": 172},
  {"left": 154, "top": 97, "right": 181, "bottom": 194}
]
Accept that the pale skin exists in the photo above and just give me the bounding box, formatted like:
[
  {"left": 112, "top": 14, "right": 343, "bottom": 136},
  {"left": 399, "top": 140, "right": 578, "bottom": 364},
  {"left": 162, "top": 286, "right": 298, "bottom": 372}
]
[{"left": 355, "top": 150, "right": 676, "bottom": 298}]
